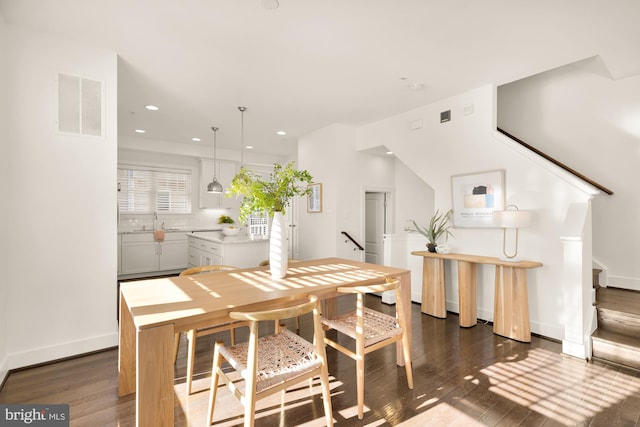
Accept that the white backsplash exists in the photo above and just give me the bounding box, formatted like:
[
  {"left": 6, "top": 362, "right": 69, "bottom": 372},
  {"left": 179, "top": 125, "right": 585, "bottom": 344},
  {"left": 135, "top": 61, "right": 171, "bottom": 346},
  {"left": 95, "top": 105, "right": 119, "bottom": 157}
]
[{"left": 118, "top": 208, "right": 236, "bottom": 232}]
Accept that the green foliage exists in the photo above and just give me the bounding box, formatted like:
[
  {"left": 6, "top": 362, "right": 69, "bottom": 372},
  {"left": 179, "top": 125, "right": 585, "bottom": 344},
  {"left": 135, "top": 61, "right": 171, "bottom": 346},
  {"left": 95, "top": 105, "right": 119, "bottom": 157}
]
[
  {"left": 226, "top": 161, "right": 313, "bottom": 222},
  {"left": 405, "top": 209, "right": 454, "bottom": 244},
  {"left": 217, "top": 215, "right": 235, "bottom": 224}
]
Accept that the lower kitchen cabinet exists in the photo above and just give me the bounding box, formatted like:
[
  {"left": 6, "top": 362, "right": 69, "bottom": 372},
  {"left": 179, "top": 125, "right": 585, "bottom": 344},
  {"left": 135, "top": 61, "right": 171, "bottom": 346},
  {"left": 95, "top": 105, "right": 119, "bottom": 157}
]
[
  {"left": 187, "top": 234, "right": 268, "bottom": 268},
  {"left": 120, "top": 232, "right": 188, "bottom": 275}
]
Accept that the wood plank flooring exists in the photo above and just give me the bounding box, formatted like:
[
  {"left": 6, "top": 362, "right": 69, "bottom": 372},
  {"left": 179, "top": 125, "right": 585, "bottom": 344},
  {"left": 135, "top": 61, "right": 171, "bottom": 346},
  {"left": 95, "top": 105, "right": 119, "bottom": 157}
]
[{"left": 1, "top": 296, "right": 640, "bottom": 426}]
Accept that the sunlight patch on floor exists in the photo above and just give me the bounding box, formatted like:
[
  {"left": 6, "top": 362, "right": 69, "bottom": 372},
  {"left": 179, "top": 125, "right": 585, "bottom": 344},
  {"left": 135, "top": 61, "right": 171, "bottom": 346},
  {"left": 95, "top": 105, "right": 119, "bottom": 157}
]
[{"left": 480, "top": 347, "right": 640, "bottom": 425}]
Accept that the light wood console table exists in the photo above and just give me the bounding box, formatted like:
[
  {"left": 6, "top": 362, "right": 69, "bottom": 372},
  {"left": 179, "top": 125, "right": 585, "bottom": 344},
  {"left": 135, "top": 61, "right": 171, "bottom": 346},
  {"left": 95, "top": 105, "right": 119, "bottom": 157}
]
[{"left": 411, "top": 251, "right": 542, "bottom": 342}]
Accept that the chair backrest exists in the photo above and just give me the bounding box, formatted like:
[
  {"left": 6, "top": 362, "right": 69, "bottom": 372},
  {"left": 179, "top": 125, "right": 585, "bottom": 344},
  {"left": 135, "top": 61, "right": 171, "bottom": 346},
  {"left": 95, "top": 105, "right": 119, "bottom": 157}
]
[
  {"left": 336, "top": 278, "right": 406, "bottom": 329},
  {"left": 229, "top": 296, "right": 319, "bottom": 322},
  {"left": 336, "top": 278, "right": 399, "bottom": 295},
  {"left": 179, "top": 265, "right": 238, "bottom": 276}
]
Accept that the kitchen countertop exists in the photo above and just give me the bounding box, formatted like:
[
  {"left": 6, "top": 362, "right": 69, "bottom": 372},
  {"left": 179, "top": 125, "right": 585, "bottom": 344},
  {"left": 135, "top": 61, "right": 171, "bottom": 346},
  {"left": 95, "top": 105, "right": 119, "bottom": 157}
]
[
  {"left": 188, "top": 231, "right": 269, "bottom": 244},
  {"left": 118, "top": 227, "right": 221, "bottom": 235}
]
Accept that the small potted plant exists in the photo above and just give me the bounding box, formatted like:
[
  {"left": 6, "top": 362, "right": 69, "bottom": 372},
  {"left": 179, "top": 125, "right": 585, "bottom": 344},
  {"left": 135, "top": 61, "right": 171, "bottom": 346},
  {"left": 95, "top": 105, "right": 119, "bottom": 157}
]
[
  {"left": 405, "top": 209, "right": 454, "bottom": 252},
  {"left": 218, "top": 215, "right": 239, "bottom": 236}
]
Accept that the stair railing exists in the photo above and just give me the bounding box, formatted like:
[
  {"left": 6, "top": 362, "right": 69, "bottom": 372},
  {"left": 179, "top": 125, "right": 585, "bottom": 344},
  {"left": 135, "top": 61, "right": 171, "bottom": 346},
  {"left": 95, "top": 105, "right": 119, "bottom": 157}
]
[
  {"left": 341, "top": 231, "right": 364, "bottom": 251},
  {"left": 497, "top": 128, "right": 613, "bottom": 195}
]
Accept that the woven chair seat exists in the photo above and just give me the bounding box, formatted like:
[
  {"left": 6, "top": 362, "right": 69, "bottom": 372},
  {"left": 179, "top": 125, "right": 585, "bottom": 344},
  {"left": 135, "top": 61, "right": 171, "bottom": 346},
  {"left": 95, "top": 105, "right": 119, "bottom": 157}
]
[
  {"left": 321, "top": 307, "right": 402, "bottom": 348},
  {"left": 219, "top": 328, "right": 322, "bottom": 394}
]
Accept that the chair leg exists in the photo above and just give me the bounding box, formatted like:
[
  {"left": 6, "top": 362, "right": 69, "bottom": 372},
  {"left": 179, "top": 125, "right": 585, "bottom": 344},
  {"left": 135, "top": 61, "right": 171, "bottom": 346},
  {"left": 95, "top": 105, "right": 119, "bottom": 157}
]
[
  {"left": 356, "top": 356, "right": 365, "bottom": 419},
  {"left": 207, "top": 341, "right": 224, "bottom": 425},
  {"left": 401, "top": 332, "right": 414, "bottom": 390},
  {"left": 319, "top": 368, "right": 334, "bottom": 426},
  {"left": 173, "top": 332, "right": 181, "bottom": 364},
  {"left": 186, "top": 329, "right": 197, "bottom": 394},
  {"left": 230, "top": 327, "right": 236, "bottom": 346}
]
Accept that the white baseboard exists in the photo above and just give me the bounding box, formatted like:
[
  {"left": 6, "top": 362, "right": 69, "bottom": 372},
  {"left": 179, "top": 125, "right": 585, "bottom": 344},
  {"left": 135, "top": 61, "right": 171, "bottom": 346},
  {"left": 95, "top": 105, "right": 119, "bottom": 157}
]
[
  {"left": 606, "top": 275, "right": 640, "bottom": 291},
  {"left": 6, "top": 332, "right": 119, "bottom": 371},
  {"left": 562, "top": 339, "right": 588, "bottom": 360},
  {"left": 447, "top": 300, "right": 564, "bottom": 341},
  {"left": 0, "top": 354, "right": 8, "bottom": 388}
]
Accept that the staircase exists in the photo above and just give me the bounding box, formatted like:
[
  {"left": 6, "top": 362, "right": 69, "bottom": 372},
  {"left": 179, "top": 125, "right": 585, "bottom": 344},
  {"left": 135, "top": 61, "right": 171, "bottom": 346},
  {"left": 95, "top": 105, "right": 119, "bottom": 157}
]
[{"left": 591, "top": 271, "right": 640, "bottom": 370}]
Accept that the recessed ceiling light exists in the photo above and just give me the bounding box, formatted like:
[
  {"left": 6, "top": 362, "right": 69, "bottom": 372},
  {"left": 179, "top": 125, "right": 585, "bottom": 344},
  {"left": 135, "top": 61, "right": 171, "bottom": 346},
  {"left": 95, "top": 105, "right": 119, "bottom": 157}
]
[
  {"left": 386, "top": 151, "right": 394, "bottom": 155},
  {"left": 276, "top": 130, "right": 286, "bottom": 136},
  {"left": 145, "top": 105, "right": 159, "bottom": 111},
  {"left": 192, "top": 137, "right": 201, "bottom": 142},
  {"left": 245, "top": 145, "right": 254, "bottom": 149},
  {"left": 135, "top": 129, "right": 146, "bottom": 134}
]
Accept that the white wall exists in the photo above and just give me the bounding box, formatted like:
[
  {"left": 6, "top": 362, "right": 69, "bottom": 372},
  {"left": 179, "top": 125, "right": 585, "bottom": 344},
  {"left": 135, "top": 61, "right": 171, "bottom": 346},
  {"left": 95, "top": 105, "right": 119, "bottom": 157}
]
[
  {"left": 4, "top": 25, "right": 118, "bottom": 369},
  {"left": 393, "top": 159, "right": 434, "bottom": 237},
  {"left": 297, "top": 124, "right": 396, "bottom": 261},
  {"left": 358, "top": 84, "right": 594, "bottom": 342},
  {"left": 0, "top": 14, "right": 10, "bottom": 382},
  {"left": 498, "top": 57, "right": 640, "bottom": 290}
]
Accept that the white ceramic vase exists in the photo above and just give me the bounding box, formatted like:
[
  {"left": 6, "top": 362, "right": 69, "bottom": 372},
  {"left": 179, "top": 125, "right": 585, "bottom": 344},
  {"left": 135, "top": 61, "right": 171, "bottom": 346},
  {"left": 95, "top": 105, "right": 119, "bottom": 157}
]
[{"left": 269, "top": 211, "right": 288, "bottom": 279}]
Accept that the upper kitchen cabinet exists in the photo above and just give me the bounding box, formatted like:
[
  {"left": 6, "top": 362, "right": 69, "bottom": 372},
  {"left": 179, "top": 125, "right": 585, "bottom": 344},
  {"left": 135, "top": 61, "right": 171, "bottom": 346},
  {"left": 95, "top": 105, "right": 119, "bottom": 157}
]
[{"left": 199, "top": 159, "right": 240, "bottom": 209}]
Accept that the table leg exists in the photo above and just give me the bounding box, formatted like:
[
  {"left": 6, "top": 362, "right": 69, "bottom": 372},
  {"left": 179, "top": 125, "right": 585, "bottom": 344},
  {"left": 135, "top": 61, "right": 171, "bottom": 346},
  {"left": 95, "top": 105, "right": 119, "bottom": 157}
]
[
  {"left": 395, "top": 272, "right": 412, "bottom": 367},
  {"left": 457, "top": 261, "right": 478, "bottom": 327},
  {"left": 118, "top": 292, "right": 136, "bottom": 397},
  {"left": 137, "top": 324, "right": 174, "bottom": 426},
  {"left": 421, "top": 258, "right": 446, "bottom": 318},
  {"left": 493, "top": 266, "right": 531, "bottom": 342}
]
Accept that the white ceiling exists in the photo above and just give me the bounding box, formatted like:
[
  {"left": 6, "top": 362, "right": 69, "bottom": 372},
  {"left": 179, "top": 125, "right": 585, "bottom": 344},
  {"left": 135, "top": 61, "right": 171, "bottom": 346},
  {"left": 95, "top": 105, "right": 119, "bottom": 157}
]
[{"left": 2, "top": 0, "right": 639, "bottom": 157}]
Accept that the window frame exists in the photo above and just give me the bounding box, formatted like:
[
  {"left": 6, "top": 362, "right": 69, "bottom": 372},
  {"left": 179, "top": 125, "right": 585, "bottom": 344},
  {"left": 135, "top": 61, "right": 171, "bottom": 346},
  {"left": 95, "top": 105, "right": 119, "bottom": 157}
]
[{"left": 118, "top": 164, "right": 193, "bottom": 214}]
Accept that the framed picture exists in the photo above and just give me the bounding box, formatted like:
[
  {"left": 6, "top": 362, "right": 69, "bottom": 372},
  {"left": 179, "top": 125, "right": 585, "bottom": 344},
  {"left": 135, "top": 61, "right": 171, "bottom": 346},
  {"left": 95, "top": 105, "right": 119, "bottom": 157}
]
[
  {"left": 307, "top": 183, "right": 322, "bottom": 213},
  {"left": 451, "top": 170, "right": 505, "bottom": 228}
]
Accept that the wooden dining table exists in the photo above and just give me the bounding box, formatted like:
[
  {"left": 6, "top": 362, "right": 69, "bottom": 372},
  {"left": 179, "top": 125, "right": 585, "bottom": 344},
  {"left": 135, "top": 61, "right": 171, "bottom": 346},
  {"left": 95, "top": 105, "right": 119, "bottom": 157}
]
[{"left": 117, "top": 257, "right": 411, "bottom": 426}]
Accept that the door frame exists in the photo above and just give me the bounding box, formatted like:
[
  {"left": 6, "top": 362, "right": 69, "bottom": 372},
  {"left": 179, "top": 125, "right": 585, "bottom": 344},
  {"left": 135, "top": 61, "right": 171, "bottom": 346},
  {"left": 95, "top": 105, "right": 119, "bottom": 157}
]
[{"left": 361, "top": 186, "right": 394, "bottom": 264}]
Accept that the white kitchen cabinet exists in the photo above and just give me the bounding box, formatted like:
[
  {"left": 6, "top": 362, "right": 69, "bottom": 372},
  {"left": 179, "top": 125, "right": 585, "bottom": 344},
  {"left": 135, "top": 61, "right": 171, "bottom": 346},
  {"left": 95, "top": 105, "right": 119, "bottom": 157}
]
[
  {"left": 120, "top": 232, "right": 188, "bottom": 275},
  {"left": 199, "top": 159, "right": 239, "bottom": 209},
  {"left": 159, "top": 236, "right": 189, "bottom": 270},
  {"left": 187, "top": 233, "right": 268, "bottom": 268}
]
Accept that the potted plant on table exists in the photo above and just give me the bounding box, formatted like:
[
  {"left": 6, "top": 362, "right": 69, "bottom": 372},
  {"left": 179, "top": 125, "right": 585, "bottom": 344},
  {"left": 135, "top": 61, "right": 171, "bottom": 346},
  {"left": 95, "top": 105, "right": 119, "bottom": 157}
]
[
  {"left": 405, "top": 209, "right": 454, "bottom": 253},
  {"left": 227, "top": 161, "right": 313, "bottom": 278}
]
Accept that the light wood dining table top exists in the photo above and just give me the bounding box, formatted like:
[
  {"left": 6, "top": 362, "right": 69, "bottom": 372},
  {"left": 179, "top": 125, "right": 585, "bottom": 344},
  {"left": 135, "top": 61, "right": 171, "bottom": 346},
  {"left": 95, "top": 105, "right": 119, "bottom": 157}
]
[{"left": 120, "top": 257, "right": 411, "bottom": 332}]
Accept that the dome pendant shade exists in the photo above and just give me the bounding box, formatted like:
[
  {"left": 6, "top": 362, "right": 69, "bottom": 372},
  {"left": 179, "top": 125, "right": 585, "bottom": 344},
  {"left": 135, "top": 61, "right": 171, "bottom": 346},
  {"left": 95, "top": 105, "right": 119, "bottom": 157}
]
[
  {"left": 207, "top": 177, "right": 223, "bottom": 193},
  {"left": 207, "top": 126, "right": 224, "bottom": 193}
]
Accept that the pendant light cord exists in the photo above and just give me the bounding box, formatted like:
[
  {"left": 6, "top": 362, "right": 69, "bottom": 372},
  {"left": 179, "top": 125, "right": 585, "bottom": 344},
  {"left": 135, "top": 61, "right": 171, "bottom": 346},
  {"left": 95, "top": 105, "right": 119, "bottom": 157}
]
[
  {"left": 238, "top": 107, "right": 246, "bottom": 167},
  {"left": 211, "top": 126, "right": 218, "bottom": 178}
]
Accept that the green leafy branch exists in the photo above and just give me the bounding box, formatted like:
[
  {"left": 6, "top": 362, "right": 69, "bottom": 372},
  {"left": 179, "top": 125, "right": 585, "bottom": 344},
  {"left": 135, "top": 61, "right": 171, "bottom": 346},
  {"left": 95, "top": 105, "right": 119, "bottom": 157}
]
[
  {"left": 405, "top": 209, "right": 454, "bottom": 244},
  {"left": 226, "top": 161, "right": 313, "bottom": 223}
]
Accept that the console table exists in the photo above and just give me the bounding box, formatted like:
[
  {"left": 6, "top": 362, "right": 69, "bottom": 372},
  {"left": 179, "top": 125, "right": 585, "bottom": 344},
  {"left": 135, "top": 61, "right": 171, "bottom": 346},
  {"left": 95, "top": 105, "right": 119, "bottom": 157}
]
[{"left": 411, "top": 251, "right": 542, "bottom": 342}]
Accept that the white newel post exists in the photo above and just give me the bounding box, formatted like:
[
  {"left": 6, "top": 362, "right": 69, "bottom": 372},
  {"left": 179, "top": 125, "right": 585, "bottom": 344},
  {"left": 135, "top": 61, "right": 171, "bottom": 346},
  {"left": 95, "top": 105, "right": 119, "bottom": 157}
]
[{"left": 270, "top": 211, "right": 288, "bottom": 279}]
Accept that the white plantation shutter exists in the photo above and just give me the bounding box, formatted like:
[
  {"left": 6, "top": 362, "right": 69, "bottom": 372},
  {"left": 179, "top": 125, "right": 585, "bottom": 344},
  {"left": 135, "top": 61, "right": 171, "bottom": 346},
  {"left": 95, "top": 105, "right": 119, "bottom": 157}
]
[{"left": 118, "top": 166, "right": 192, "bottom": 213}]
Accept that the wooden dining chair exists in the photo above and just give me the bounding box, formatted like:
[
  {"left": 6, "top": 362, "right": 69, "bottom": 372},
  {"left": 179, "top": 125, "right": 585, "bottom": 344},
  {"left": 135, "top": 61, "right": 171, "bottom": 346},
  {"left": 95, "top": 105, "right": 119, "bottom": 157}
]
[
  {"left": 207, "top": 295, "right": 334, "bottom": 427},
  {"left": 176, "top": 265, "right": 249, "bottom": 394},
  {"left": 258, "top": 258, "right": 304, "bottom": 330},
  {"left": 321, "top": 278, "right": 413, "bottom": 419}
]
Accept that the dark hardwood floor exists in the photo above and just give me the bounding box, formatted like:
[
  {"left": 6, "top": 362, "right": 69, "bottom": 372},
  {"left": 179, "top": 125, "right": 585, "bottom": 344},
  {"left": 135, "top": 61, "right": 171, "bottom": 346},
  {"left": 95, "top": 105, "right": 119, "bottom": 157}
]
[{"left": 1, "top": 296, "right": 640, "bottom": 426}]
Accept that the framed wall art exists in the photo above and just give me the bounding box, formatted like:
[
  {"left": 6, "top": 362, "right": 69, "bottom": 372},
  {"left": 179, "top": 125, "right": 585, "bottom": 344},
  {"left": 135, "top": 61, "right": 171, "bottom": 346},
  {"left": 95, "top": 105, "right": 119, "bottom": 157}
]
[
  {"left": 307, "top": 183, "right": 322, "bottom": 213},
  {"left": 451, "top": 169, "right": 505, "bottom": 228}
]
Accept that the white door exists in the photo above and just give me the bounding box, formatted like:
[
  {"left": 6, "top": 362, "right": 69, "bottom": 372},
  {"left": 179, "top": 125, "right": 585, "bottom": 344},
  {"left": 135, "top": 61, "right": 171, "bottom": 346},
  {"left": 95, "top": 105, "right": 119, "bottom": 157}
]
[{"left": 365, "top": 192, "right": 386, "bottom": 264}]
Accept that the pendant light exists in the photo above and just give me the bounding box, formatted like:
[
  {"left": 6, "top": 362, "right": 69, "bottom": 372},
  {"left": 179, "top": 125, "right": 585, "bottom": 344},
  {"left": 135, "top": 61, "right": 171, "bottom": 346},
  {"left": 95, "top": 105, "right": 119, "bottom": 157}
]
[
  {"left": 238, "top": 106, "right": 246, "bottom": 167},
  {"left": 206, "top": 126, "right": 224, "bottom": 193}
]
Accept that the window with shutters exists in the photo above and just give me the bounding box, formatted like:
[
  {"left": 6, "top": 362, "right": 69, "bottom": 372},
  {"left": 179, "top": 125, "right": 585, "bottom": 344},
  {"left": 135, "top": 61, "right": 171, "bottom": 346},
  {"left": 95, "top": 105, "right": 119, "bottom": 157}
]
[{"left": 118, "top": 166, "right": 192, "bottom": 213}]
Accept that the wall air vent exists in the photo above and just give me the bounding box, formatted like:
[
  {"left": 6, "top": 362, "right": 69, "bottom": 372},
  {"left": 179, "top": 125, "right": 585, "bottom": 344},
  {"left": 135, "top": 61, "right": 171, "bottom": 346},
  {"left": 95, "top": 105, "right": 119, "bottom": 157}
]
[{"left": 57, "top": 73, "right": 103, "bottom": 137}]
